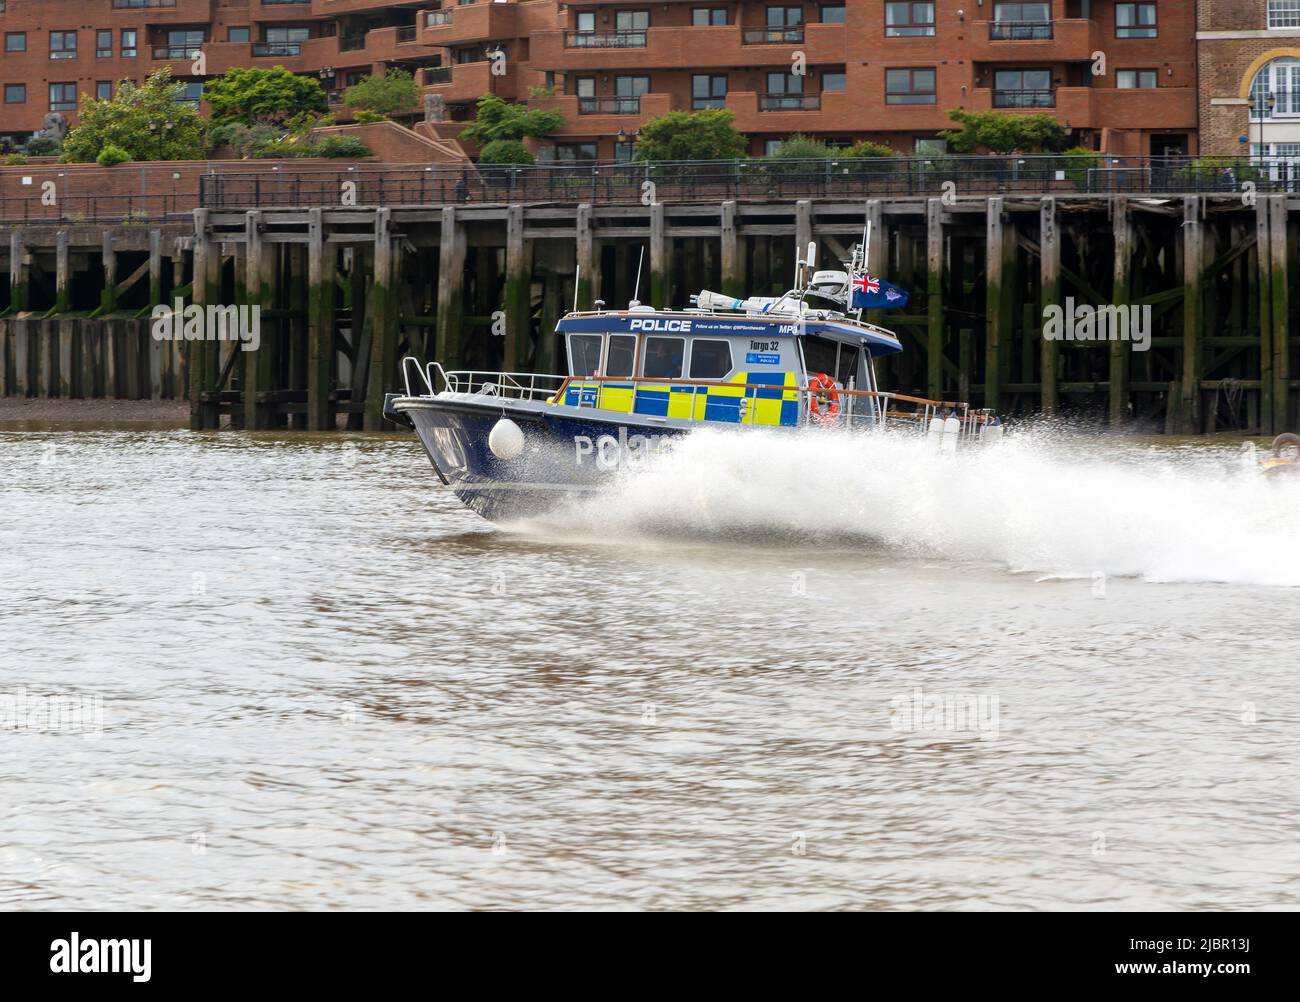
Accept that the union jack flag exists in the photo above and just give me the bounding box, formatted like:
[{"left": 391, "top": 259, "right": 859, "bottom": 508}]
[{"left": 852, "top": 273, "right": 880, "bottom": 295}]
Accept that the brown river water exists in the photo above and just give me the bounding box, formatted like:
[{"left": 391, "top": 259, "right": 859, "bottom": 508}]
[{"left": 2, "top": 422, "right": 1300, "bottom": 910}]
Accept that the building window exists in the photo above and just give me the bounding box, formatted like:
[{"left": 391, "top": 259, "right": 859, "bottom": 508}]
[
  {"left": 556, "top": 142, "right": 598, "bottom": 162},
  {"left": 822, "top": 70, "right": 847, "bottom": 91},
  {"left": 96, "top": 81, "right": 113, "bottom": 101},
  {"left": 50, "top": 31, "right": 77, "bottom": 60},
  {"left": 175, "top": 81, "right": 204, "bottom": 107},
  {"left": 4, "top": 84, "right": 26, "bottom": 104},
  {"left": 616, "top": 10, "right": 649, "bottom": 32},
  {"left": 1250, "top": 57, "right": 1300, "bottom": 119},
  {"left": 991, "top": 2, "right": 1051, "bottom": 39},
  {"left": 885, "top": 2, "right": 935, "bottom": 37},
  {"left": 614, "top": 141, "right": 636, "bottom": 162},
  {"left": 228, "top": 27, "right": 251, "bottom": 43},
  {"left": 1115, "top": 69, "right": 1158, "bottom": 89},
  {"left": 993, "top": 68, "right": 1053, "bottom": 107},
  {"left": 692, "top": 8, "right": 727, "bottom": 26},
  {"left": 885, "top": 67, "right": 936, "bottom": 104},
  {"left": 692, "top": 74, "right": 728, "bottom": 109},
  {"left": 575, "top": 77, "right": 595, "bottom": 98},
  {"left": 575, "top": 11, "right": 596, "bottom": 32},
  {"left": 1269, "top": 0, "right": 1300, "bottom": 29},
  {"left": 121, "top": 30, "right": 138, "bottom": 58},
  {"left": 821, "top": 5, "right": 846, "bottom": 23},
  {"left": 97, "top": 29, "right": 113, "bottom": 58},
  {"left": 4, "top": 32, "right": 25, "bottom": 53},
  {"left": 1115, "top": 3, "right": 1156, "bottom": 38},
  {"left": 765, "top": 139, "right": 784, "bottom": 155},
  {"left": 49, "top": 82, "right": 77, "bottom": 111}
]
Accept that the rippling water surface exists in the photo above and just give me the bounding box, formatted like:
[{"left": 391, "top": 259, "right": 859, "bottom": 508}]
[{"left": 3, "top": 424, "right": 1300, "bottom": 910}]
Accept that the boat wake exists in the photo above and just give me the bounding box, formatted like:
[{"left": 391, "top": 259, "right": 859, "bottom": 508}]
[{"left": 524, "top": 427, "right": 1300, "bottom": 587}]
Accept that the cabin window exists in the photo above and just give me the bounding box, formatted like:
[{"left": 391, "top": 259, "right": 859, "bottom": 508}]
[
  {"left": 606, "top": 335, "right": 636, "bottom": 378},
  {"left": 836, "top": 344, "right": 862, "bottom": 386},
  {"left": 801, "top": 335, "right": 839, "bottom": 380},
  {"left": 642, "top": 337, "right": 685, "bottom": 379},
  {"left": 689, "top": 339, "right": 733, "bottom": 379},
  {"left": 569, "top": 334, "right": 604, "bottom": 376}
]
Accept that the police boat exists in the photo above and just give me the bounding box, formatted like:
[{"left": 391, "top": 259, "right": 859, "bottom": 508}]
[{"left": 384, "top": 240, "right": 1001, "bottom": 522}]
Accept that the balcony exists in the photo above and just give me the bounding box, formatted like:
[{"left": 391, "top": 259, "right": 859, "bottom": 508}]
[
  {"left": 989, "top": 21, "right": 1052, "bottom": 41},
  {"left": 578, "top": 96, "right": 642, "bottom": 115},
  {"left": 760, "top": 94, "right": 820, "bottom": 111},
  {"left": 424, "top": 60, "right": 517, "bottom": 102},
  {"left": 992, "top": 89, "right": 1054, "bottom": 108},
  {"left": 252, "top": 42, "right": 304, "bottom": 58},
  {"left": 531, "top": 24, "right": 843, "bottom": 70},
  {"left": 742, "top": 27, "right": 805, "bottom": 45},
  {"left": 565, "top": 31, "right": 648, "bottom": 49},
  {"left": 422, "top": 2, "right": 519, "bottom": 45}
]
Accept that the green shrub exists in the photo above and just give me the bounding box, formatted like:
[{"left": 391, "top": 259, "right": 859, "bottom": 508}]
[
  {"left": 313, "top": 135, "right": 371, "bottom": 158},
  {"left": 352, "top": 109, "right": 388, "bottom": 124},
  {"left": 97, "top": 144, "right": 133, "bottom": 167},
  {"left": 478, "top": 139, "right": 534, "bottom": 165},
  {"left": 844, "top": 140, "right": 899, "bottom": 159},
  {"left": 5, "top": 153, "right": 29, "bottom": 166},
  {"left": 25, "top": 137, "right": 61, "bottom": 157}
]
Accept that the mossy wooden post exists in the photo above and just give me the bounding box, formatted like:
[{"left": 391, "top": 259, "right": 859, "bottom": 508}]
[
  {"left": 435, "top": 206, "right": 466, "bottom": 372},
  {"left": 1039, "top": 196, "right": 1060, "bottom": 416},
  {"left": 1180, "top": 196, "right": 1204, "bottom": 435},
  {"left": 80, "top": 318, "right": 96, "bottom": 398},
  {"left": 575, "top": 204, "right": 597, "bottom": 310},
  {"left": 1256, "top": 194, "right": 1274, "bottom": 434},
  {"left": 365, "top": 209, "right": 398, "bottom": 430},
  {"left": 55, "top": 230, "right": 70, "bottom": 314},
  {"left": 13, "top": 319, "right": 28, "bottom": 396},
  {"left": 1109, "top": 196, "right": 1131, "bottom": 429},
  {"left": 1269, "top": 194, "right": 1290, "bottom": 433},
  {"left": 926, "top": 197, "right": 944, "bottom": 401},
  {"left": 721, "top": 201, "right": 743, "bottom": 299},
  {"left": 190, "top": 209, "right": 218, "bottom": 429},
  {"left": 306, "top": 207, "right": 335, "bottom": 431},
  {"left": 8, "top": 231, "right": 28, "bottom": 314},
  {"left": 244, "top": 210, "right": 274, "bottom": 430},
  {"left": 504, "top": 203, "right": 530, "bottom": 373},
  {"left": 58, "top": 318, "right": 73, "bottom": 398},
  {"left": 148, "top": 229, "right": 163, "bottom": 307},
  {"left": 100, "top": 231, "right": 118, "bottom": 313},
  {"left": 649, "top": 201, "right": 667, "bottom": 308},
  {"left": 795, "top": 199, "right": 812, "bottom": 260},
  {"left": 985, "top": 197, "right": 1006, "bottom": 411}
]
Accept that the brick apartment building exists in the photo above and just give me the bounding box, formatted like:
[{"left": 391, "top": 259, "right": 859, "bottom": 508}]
[
  {"left": 1197, "top": 0, "right": 1300, "bottom": 158},
  {"left": 0, "top": 0, "right": 1197, "bottom": 159}
]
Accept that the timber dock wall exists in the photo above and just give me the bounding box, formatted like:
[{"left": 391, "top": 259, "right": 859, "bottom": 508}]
[{"left": 0, "top": 193, "right": 1295, "bottom": 435}]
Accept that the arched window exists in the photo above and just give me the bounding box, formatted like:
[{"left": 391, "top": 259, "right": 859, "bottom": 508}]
[{"left": 1250, "top": 57, "right": 1300, "bottom": 119}]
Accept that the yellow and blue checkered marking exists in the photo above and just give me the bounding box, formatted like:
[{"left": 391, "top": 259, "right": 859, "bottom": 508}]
[{"left": 562, "top": 373, "right": 799, "bottom": 427}]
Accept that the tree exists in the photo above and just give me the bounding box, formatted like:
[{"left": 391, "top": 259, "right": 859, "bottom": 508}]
[
  {"left": 460, "top": 95, "right": 564, "bottom": 144},
  {"left": 203, "top": 67, "right": 327, "bottom": 125},
  {"left": 343, "top": 68, "right": 421, "bottom": 118},
  {"left": 938, "top": 110, "right": 1070, "bottom": 154},
  {"left": 478, "top": 139, "right": 535, "bottom": 165},
  {"left": 61, "top": 69, "right": 206, "bottom": 163},
  {"left": 632, "top": 109, "right": 747, "bottom": 162}
]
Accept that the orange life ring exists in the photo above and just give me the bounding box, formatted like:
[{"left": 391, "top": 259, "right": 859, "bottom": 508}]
[{"left": 807, "top": 372, "right": 842, "bottom": 423}]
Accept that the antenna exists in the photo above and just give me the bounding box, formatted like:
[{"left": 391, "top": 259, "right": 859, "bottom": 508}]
[
  {"left": 631, "top": 245, "right": 646, "bottom": 306},
  {"left": 573, "top": 265, "right": 581, "bottom": 312}
]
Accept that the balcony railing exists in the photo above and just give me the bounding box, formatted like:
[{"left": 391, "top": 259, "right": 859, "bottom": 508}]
[
  {"left": 397, "top": 25, "right": 418, "bottom": 42},
  {"left": 340, "top": 32, "right": 367, "bottom": 51},
  {"left": 152, "top": 45, "right": 203, "bottom": 59},
  {"left": 993, "top": 89, "right": 1054, "bottom": 108},
  {"left": 742, "top": 27, "right": 805, "bottom": 44},
  {"left": 760, "top": 94, "right": 820, "bottom": 111},
  {"left": 424, "top": 67, "right": 453, "bottom": 84},
  {"left": 989, "top": 21, "right": 1053, "bottom": 40},
  {"left": 252, "top": 43, "right": 303, "bottom": 57},
  {"left": 565, "top": 31, "right": 648, "bottom": 48},
  {"left": 193, "top": 157, "right": 1300, "bottom": 215},
  {"left": 578, "top": 96, "right": 642, "bottom": 114}
]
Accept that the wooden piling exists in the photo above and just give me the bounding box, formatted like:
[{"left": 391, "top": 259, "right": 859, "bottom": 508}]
[
  {"left": 985, "top": 197, "right": 1006, "bottom": 411},
  {"left": 575, "top": 203, "right": 597, "bottom": 310},
  {"left": 720, "top": 201, "right": 742, "bottom": 299},
  {"left": 1179, "top": 196, "right": 1204, "bottom": 434},
  {"left": 365, "top": 209, "right": 398, "bottom": 430},
  {"left": 926, "top": 197, "right": 944, "bottom": 401},
  {"left": 504, "top": 203, "right": 530, "bottom": 373},
  {"left": 649, "top": 201, "right": 667, "bottom": 308},
  {"left": 100, "top": 231, "right": 117, "bottom": 313},
  {"left": 1039, "top": 197, "right": 1060, "bottom": 416},
  {"left": 8, "top": 231, "right": 27, "bottom": 314},
  {"left": 1268, "top": 194, "right": 1290, "bottom": 433},
  {"left": 55, "top": 231, "right": 70, "bottom": 314},
  {"left": 1109, "top": 196, "right": 1131, "bottom": 429},
  {"left": 306, "top": 207, "right": 334, "bottom": 431},
  {"left": 435, "top": 206, "right": 466, "bottom": 372}
]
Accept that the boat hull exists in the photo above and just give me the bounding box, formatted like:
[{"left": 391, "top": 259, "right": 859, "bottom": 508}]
[{"left": 388, "top": 394, "right": 690, "bottom": 522}]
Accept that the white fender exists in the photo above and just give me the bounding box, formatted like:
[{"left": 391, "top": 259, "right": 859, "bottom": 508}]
[
  {"left": 940, "top": 414, "right": 961, "bottom": 453},
  {"left": 488, "top": 418, "right": 525, "bottom": 460}
]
